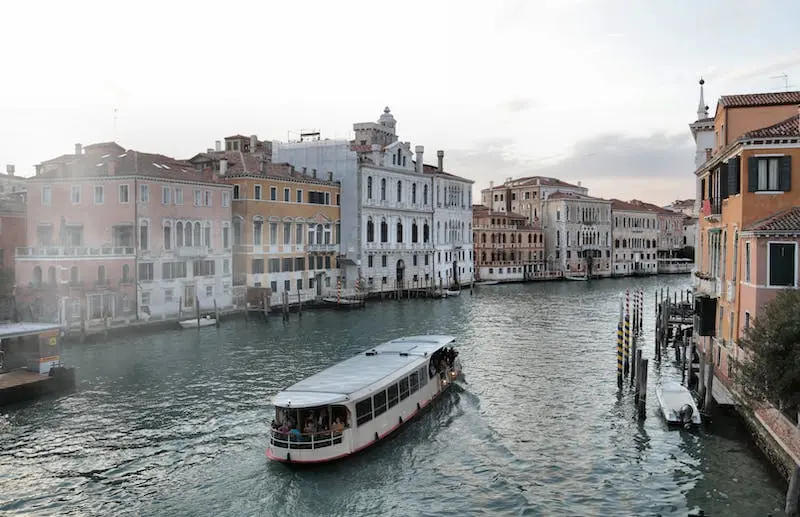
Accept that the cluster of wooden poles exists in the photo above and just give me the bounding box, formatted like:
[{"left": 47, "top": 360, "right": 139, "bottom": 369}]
[{"left": 616, "top": 287, "right": 648, "bottom": 419}]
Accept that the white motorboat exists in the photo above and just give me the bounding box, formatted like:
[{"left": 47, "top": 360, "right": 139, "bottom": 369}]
[
  {"left": 267, "top": 335, "right": 462, "bottom": 465},
  {"left": 475, "top": 280, "right": 500, "bottom": 286},
  {"left": 564, "top": 274, "right": 588, "bottom": 281},
  {"left": 444, "top": 289, "right": 461, "bottom": 297},
  {"left": 656, "top": 381, "right": 702, "bottom": 428},
  {"left": 178, "top": 315, "right": 218, "bottom": 329}
]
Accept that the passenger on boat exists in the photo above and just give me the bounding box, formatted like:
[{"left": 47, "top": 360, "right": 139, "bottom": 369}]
[
  {"left": 332, "top": 417, "right": 344, "bottom": 433},
  {"left": 289, "top": 427, "right": 302, "bottom": 441}
]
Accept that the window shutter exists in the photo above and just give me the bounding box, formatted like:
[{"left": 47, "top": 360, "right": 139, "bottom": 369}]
[
  {"left": 720, "top": 166, "right": 729, "bottom": 199},
  {"left": 727, "top": 157, "right": 741, "bottom": 195},
  {"left": 780, "top": 156, "right": 792, "bottom": 191},
  {"left": 747, "top": 157, "right": 759, "bottom": 192}
]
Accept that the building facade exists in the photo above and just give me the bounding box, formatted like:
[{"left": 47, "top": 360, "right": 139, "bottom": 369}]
[
  {"left": 273, "top": 107, "right": 473, "bottom": 291},
  {"left": 610, "top": 199, "right": 658, "bottom": 276},
  {"left": 542, "top": 192, "right": 612, "bottom": 277},
  {"left": 694, "top": 90, "right": 800, "bottom": 386},
  {"left": 426, "top": 155, "right": 474, "bottom": 288},
  {"left": 480, "top": 176, "right": 588, "bottom": 223},
  {"left": 17, "top": 142, "right": 233, "bottom": 325},
  {"left": 472, "top": 205, "right": 543, "bottom": 282},
  {"left": 190, "top": 148, "right": 341, "bottom": 302}
]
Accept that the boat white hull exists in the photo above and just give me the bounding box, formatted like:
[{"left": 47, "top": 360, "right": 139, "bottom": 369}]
[
  {"left": 267, "top": 366, "right": 462, "bottom": 464},
  {"left": 178, "top": 318, "right": 217, "bottom": 329},
  {"left": 444, "top": 290, "right": 461, "bottom": 297},
  {"left": 656, "top": 381, "right": 702, "bottom": 427},
  {"left": 564, "top": 275, "right": 588, "bottom": 281}
]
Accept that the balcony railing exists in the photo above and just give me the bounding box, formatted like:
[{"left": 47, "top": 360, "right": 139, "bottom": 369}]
[
  {"left": 693, "top": 273, "right": 720, "bottom": 298},
  {"left": 702, "top": 198, "right": 722, "bottom": 218},
  {"left": 306, "top": 243, "right": 338, "bottom": 252},
  {"left": 16, "top": 246, "right": 135, "bottom": 258},
  {"left": 175, "top": 246, "right": 209, "bottom": 258}
]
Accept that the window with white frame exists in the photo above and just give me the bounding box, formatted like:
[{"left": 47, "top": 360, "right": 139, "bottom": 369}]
[
  {"left": 222, "top": 191, "right": 230, "bottom": 207},
  {"left": 139, "top": 184, "right": 149, "bottom": 203},
  {"left": 119, "top": 184, "right": 129, "bottom": 203},
  {"left": 162, "top": 186, "right": 171, "bottom": 205},
  {"left": 204, "top": 190, "right": 212, "bottom": 207},
  {"left": 70, "top": 185, "right": 80, "bottom": 204},
  {"left": 94, "top": 185, "right": 104, "bottom": 204},
  {"left": 174, "top": 188, "right": 183, "bottom": 205},
  {"left": 744, "top": 241, "right": 751, "bottom": 283},
  {"left": 194, "top": 190, "right": 202, "bottom": 206},
  {"left": 253, "top": 219, "right": 263, "bottom": 246}
]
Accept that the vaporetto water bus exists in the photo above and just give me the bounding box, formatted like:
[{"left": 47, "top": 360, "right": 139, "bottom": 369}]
[{"left": 267, "top": 335, "right": 462, "bottom": 464}]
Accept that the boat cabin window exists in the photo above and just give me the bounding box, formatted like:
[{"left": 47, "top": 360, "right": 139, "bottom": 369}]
[
  {"left": 418, "top": 367, "right": 428, "bottom": 387},
  {"left": 387, "top": 383, "right": 399, "bottom": 409},
  {"left": 272, "top": 404, "right": 349, "bottom": 434},
  {"left": 373, "top": 390, "right": 387, "bottom": 417},
  {"left": 356, "top": 398, "right": 373, "bottom": 426},
  {"left": 398, "top": 377, "right": 410, "bottom": 401},
  {"left": 409, "top": 371, "right": 419, "bottom": 394}
]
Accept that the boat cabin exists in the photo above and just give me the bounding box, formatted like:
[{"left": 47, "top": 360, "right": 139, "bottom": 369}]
[
  {"left": 0, "top": 322, "right": 63, "bottom": 375},
  {"left": 268, "top": 335, "right": 461, "bottom": 463}
]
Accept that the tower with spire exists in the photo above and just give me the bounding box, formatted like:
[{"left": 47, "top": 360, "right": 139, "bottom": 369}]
[{"left": 689, "top": 78, "right": 714, "bottom": 169}]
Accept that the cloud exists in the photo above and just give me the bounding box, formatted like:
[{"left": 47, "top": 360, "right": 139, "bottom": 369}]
[
  {"left": 498, "top": 98, "right": 535, "bottom": 113},
  {"left": 706, "top": 51, "right": 800, "bottom": 85}
]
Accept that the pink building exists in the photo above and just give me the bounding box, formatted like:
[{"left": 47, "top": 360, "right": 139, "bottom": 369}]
[
  {"left": 17, "top": 142, "right": 233, "bottom": 326},
  {"left": 734, "top": 207, "right": 800, "bottom": 380}
]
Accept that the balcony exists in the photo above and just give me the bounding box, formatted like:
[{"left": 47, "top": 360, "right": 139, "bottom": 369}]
[
  {"left": 176, "top": 246, "right": 209, "bottom": 258},
  {"left": 702, "top": 198, "right": 722, "bottom": 220},
  {"left": 693, "top": 272, "right": 720, "bottom": 298},
  {"left": 16, "top": 246, "right": 135, "bottom": 259},
  {"left": 306, "top": 243, "right": 338, "bottom": 252}
]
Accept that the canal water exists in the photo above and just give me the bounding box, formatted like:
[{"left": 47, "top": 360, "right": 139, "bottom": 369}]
[{"left": 0, "top": 276, "right": 788, "bottom": 516}]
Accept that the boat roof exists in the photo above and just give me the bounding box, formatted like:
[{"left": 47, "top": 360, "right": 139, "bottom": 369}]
[
  {"left": 0, "top": 322, "right": 62, "bottom": 339},
  {"left": 272, "top": 335, "right": 455, "bottom": 408}
]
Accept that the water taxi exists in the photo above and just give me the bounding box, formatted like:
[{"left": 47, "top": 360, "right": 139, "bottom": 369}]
[{"left": 267, "top": 335, "right": 462, "bottom": 464}]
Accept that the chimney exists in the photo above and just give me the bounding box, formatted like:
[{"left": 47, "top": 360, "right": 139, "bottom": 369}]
[
  {"left": 250, "top": 134, "right": 258, "bottom": 152},
  {"left": 415, "top": 145, "right": 424, "bottom": 174},
  {"left": 578, "top": 181, "right": 582, "bottom": 187},
  {"left": 6, "top": 164, "right": 14, "bottom": 176},
  {"left": 312, "top": 168, "right": 317, "bottom": 179},
  {"left": 75, "top": 143, "right": 82, "bottom": 156},
  {"left": 215, "top": 140, "right": 222, "bottom": 152},
  {"left": 489, "top": 180, "right": 494, "bottom": 189},
  {"left": 437, "top": 150, "right": 444, "bottom": 172},
  {"left": 206, "top": 148, "right": 214, "bottom": 154},
  {"left": 220, "top": 158, "right": 228, "bottom": 176},
  {"left": 328, "top": 171, "right": 333, "bottom": 181}
]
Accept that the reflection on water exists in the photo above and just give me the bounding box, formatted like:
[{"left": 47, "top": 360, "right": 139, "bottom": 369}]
[{"left": 0, "top": 276, "right": 788, "bottom": 516}]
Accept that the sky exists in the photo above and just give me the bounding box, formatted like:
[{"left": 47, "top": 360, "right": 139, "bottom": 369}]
[{"left": 2, "top": 0, "right": 800, "bottom": 206}]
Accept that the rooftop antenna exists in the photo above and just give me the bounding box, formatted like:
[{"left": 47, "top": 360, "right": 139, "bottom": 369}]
[
  {"left": 771, "top": 73, "right": 790, "bottom": 91},
  {"left": 113, "top": 107, "right": 118, "bottom": 141}
]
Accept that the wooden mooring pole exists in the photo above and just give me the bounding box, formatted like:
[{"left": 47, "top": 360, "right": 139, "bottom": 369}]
[
  {"left": 623, "top": 313, "right": 631, "bottom": 377},
  {"left": 634, "top": 348, "right": 643, "bottom": 403},
  {"left": 638, "top": 358, "right": 649, "bottom": 420},
  {"left": 616, "top": 321, "right": 623, "bottom": 389}
]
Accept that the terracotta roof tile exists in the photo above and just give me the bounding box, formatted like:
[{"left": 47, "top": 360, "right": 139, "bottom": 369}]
[
  {"left": 627, "top": 199, "right": 682, "bottom": 215},
  {"left": 610, "top": 198, "right": 650, "bottom": 212},
  {"left": 496, "top": 176, "right": 582, "bottom": 189},
  {"left": 719, "top": 91, "right": 800, "bottom": 108},
  {"left": 421, "top": 164, "right": 472, "bottom": 183},
  {"left": 742, "top": 114, "right": 800, "bottom": 139},
  {"left": 547, "top": 191, "right": 607, "bottom": 202},
  {"left": 745, "top": 207, "right": 800, "bottom": 233}
]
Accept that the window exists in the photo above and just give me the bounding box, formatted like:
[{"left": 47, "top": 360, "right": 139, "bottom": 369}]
[
  {"left": 308, "top": 191, "right": 326, "bottom": 204},
  {"left": 164, "top": 223, "right": 172, "bottom": 249},
  {"left": 94, "top": 185, "right": 104, "bottom": 204},
  {"left": 396, "top": 180, "right": 402, "bottom": 202},
  {"left": 381, "top": 255, "right": 387, "bottom": 267},
  {"left": 162, "top": 261, "right": 187, "bottom": 279},
  {"left": 744, "top": 242, "right": 751, "bottom": 283},
  {"left": 283, "top": 222, "right": 291, "bottom": 244},
  {"left": 396, "top": 221, "right": 403, "bottom": 243},
  {"left": 398, "top": 377, "right": 410, "bottom": 400},
  {"left": 387, "top": 383, "right": 399, "bottom": 408},
  {"left": 204, "top": 190, "right": 212, "bottom": 207},
  {"left": 253, "top": 259, "right": 265, "bottom": 274},
  {"left": 233, "top": 185, "right": 240, "bottom": 200},
  {"left": 768, "top": 242, "right": 796, "bottom": 287},
  {"left": 380, "top": 220, "right": 388, "bottom": 242},
  {"left": 412, "top": 183, "right": 417, "bottom": 204},
  {"left": 223, "top": 226, "right": 230, "bottom": 249},
  {"left": 222, "top": 191, "right": 230, "bottom": 207},
  {"left": 367, "top": 176, "right": 373, "bottom": 199},
  {"left": 373, "top": 390, "right": 387, "bottom": 417},
  {"left": 139, "top": 184, "right": 149, "bottom": 203},
  {"left": 139, "top": 221, "right": 149, "bottom": 250},
  {"left": 283, "top": 188, "right": 290, "bottom": 202},
  {"left": 380, "top": 178, "right": 386, "bottom": 201},
  {"left": 162, "top": 186, "right": 171, "bottom": 205},
  {"left": 409, "top": 371, "right": 419, "bottom": 394},
  {"left": 295, "top": 257, "right": 305, "bottom": 271},
  {"left": 750, "top": 156, "right": 791, "bottom": 192},
  {"left": 194, "top": 190, "right": 202, "bottom": 206},
  {"left": 270, "top": 186, "right": 277, "bottom": 201},
  {"left": 253, "top": 220, "right": 263, "bottom": 246},
  {"left": 223, "top": 259, "right": 230, "bottom": 274},
  {"left": 296, "top": 223, "right": 304, "bottom": 245},
  {"left": 296, "top": 189, "right": 302, "bottom": 203},
  {"left": 138, "top": 262, "right": 154, "bottom": 281},
  {"left": 744, "top": 311, "right": 751, "bottom": 330},
  {"left": 366, "top": 219, "right": 374, "bottom": 242},
  {"left": 70, "top": 186, "right": 81, "bottom": 204},
  {"left": 254, "top": 185, "right": 262, "bottom": 200},
  {"left": 270, "top": 223, "right": 278, "bottom": 245},
  {"left": 356, "top": 398, "right": 373, "bottom": 426},
  {"left": 174, "top": 188, "right": 183, "bottom": 205},
  {"left": 423, "top": 184, "right": 428, "bottom": 205},
  {"left": 118, "top": 184, "right": 129, "bottom": 203},
  {"left": 368, "top": 255, "right": 374, "bottom": 267}
]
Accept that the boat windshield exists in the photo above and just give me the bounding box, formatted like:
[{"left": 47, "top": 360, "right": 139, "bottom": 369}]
[{"left": 270, "top": 404, "right": 350, "bottom": 450}]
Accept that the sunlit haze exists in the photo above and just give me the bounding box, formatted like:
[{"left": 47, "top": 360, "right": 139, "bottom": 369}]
[{"left": 3, "top": 0, "right": 800, "bottom": 204}]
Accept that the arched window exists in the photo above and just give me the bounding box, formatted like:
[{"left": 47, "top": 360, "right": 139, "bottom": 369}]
[
  {"left": 481, "top": 252, "right": 486, "bottom": 262},
  {"left": 139, "top": 220, "right": 149, "bottom": 250},
  {"left": 423, "top": 222, "right": 429, "bottom": 243},
  {"left": 380, "top": 178, "right": 386, "bottom": 201},
  {"left": 204, "top": 222, "right": 212, "bottom": 247},
  {"left": 411, "top": 221, "right": 418, "bottom": 242},
  {"left": 70, "top": 266, "right": 78, "bottom": 284},
  {"left": 380, "top": 219, "right": 388, "bottom": 242},
  {"left": 193, "top": 222, "right": 201, "bottom": 246},
  {"left": 396, "top": 180, "right": 402, "bottom": 202},
  {"left": 164, "top": 222, "right": 172, "bottom": 250},
  {"left": 423, "top": 184, "right": 428, "bottom": 205},
  {"left": 233, "top": 185, "right": 240, "bottom": 199},
  {"left": 366, "top": 218, "right": 374, "bottom": 242},
  {"left": 367, "top": 176, "right": 373, "bottom": 199},
  {"left": 184, "top": 221, "right": 192, "bottom": 246},
  {"left": 622, "top": 239, "right": 628, "bottom": 248},
  {"left": 510, "top": 234, "right": 516, "bottom": 244},
  {"left": 176, "top": 221, "right": 184, "bottom": 247},
  {"left": 33, "top": 266, "right": 42, "bottom": 287},
  {"left": 97, "top": 265, "right": 106, "bottom": 284},
  {"left": 122, "top": 264, "right": 130, "bottom": 282},
  {"left": 396, "top": 221, "right": 403, "bottom": 243},
  {"left": 528, "top": 234, "right": 532, "bottom": 243},
  {"left": 482, "top": 233, "right": 487, "bottom": 243},
  {"left": 411, "top": 183, "right": 417, "bottom": 204},
  {"left": 47, "top": 266, "right": 56, "bottom": 285}
]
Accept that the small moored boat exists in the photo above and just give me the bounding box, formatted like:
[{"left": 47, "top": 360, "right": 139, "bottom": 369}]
[
  {"left": 444, "top": 289, "right": 461, "bottom": 297},
  {"left": 178, "top": 315, "right": 217, "bottom": 329},
  {"left": 564, "top": 274, "right": 588, "bottom": 281},
  {"left": 267, "top": 335, "right": 462, "bottom": 465},
  {"left": 321, "top": 297, "right": 363, "bottom": 310},
  {"left": 656, "top": 381, "right": 701, "bottom": 428}
]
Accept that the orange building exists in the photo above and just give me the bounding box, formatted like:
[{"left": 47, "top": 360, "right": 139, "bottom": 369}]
[
  {"left": 694, "top": 89, "right": 800, "bottom": 386},
  {"left": 472, "top": 205, "right": 545, "bottom": 282}
]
